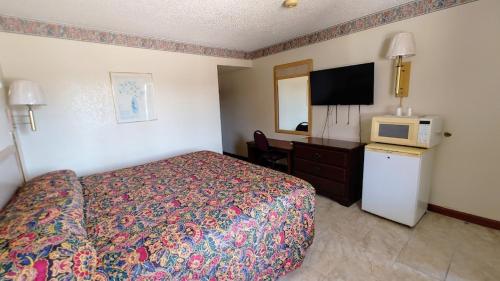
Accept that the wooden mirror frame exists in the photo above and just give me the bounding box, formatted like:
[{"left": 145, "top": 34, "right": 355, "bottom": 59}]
[{"left": 274, "top": 59, "right": 313, "bottom": 136}]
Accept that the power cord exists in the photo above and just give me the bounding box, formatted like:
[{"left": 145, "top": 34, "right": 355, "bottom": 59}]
[
  {"left": 347, "top": 105, "right": 350, "bottom": 125},
  {"left": 335, "top": 105, "right": 338, "bottom": 124},
  {"left": 358, "top": 105, "right": 362, "bottom": 142},
  {"left": 321, "top": 105, "right": 330, "bottom": 138}
]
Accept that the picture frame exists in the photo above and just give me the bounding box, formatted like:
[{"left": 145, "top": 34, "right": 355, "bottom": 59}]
[{"left": 110, "top": 72, "right": 156, "bottom": 123}]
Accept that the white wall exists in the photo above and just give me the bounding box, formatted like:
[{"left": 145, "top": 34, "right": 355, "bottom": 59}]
[
  {"left": 0, "top": 32, "right": 251, "bottom": 179},
  {"left": 0, "top": 67, "right": 24, "bottom": 209},
  {"left": 0, "top": 77, "right": 11, "bottom": 150},
  {"left": 219, "top": 0, "right": 500, "bottom": 220}
]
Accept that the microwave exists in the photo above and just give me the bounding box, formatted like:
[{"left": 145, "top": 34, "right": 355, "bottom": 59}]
[{"left": 370, "top": 116, "right": 443, "bottom": 148}]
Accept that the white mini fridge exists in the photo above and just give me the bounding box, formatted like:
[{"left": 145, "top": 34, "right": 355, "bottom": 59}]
[{"left": 362, "top": 143, "right": 434, "bottom": 227}]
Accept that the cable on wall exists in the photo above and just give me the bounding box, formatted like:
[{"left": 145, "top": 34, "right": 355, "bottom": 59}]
[
  {"left": 358, "top": 105, "right": 362, "bottom": 142},
  {"left": 321, "top": 105, "right": 330, "bottom": 138},
  {"left": 335, "top": 105, "right": 338, "bottom": 124},
  {"left": 326, "top": 106, "right": 329, "bottom": 138},
  {"left": 326, "top": 105, "right": 332, "bottom": 138},
  {"left": 347, "top": 105, "right": 350, "bottom": 125}
]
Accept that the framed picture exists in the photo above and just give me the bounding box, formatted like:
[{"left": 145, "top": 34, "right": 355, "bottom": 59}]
[{"left": 110, "top": 72, "right": 156, "bottom": 123}]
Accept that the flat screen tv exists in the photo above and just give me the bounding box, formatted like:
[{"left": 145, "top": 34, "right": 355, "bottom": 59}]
[{"left": 310, "top": 62, "right": 374, "bottom": 105}]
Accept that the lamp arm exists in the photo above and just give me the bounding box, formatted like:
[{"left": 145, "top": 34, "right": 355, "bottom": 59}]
[
  {"left": 395, "top": 56, "right": 403, "bottom": 97},
  {"left": 10, "top": 130, "right": 27, "bottom": 183},
  {"left": 27, "top": 105, "right": 37, "bottom": 131},
  {"left": 10, "top": 108, "right": 39, "bottom": 130}
]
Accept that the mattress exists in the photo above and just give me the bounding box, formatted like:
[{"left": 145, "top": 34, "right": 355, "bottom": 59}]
[{"left": 80, "top": 151, "right": 315, "bottom": 280}]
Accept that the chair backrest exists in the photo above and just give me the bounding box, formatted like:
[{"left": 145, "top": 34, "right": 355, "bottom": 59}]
[
  {"left": 295, "top": 122, "right": 308, "bottom": 132},
  {"left": 253, "top": 130, "right": 270, "bottom": 152}
]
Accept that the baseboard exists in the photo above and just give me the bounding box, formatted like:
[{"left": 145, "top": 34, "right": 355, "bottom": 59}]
[
  {"left": 428, "top": 204, "right": 500, "bottom": 230},
  {"left": 223, "top": 152, "right": 248, "bottom": 161}
]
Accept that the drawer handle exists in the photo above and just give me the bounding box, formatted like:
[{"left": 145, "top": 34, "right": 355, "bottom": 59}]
[{"left": 313, "top": 152, "right": 321, "bottom": 159}]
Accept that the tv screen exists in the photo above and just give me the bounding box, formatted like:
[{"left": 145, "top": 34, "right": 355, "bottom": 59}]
[{"left": 310, "top": 62, "right": 374, "bottom": 105}]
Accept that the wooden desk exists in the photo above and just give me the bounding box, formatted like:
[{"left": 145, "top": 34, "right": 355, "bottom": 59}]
[{"left": 247, "top": 139, "right": 294, "bottom": 174}]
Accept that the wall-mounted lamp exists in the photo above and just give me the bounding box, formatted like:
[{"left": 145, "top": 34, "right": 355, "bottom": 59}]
[
  {"left": 386, "top": 32, "right": 416, "bottom": 101},
  {"left": 8, "top": 80, "right": 46, "bottom": 131}
]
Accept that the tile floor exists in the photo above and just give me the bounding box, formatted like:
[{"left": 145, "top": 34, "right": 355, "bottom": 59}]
[{"left": 281, "top": 195, "right": 500, "bottom": 281}]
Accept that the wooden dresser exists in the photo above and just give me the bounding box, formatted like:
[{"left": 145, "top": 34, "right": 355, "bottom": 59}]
[{"left": 292, "top": 138, "right": 365, "bottom": 206}]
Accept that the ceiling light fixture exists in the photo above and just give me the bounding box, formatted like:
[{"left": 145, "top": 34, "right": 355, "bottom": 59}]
[{"left": 283, "top": 0, "right": 298, "bottom": 8}]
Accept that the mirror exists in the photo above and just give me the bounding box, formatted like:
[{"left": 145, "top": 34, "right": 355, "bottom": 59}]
[
  {"left": 274, "top": 59, "right": 312, "bottom": 135},
  {"left": 277, "top": 77, "right": 309, "bottom": 131}
]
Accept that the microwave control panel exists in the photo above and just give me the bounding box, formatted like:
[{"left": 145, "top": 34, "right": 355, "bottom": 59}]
[{"left": 417, "top": 120, "right": 431, "bottom": 145}]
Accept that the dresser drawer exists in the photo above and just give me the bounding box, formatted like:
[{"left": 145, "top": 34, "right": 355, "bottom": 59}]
[
  {"left": 294, "top": 158, "right": 347, "bottom": 183},
  {"left": 294, "top": 171, "right": 346, "bottom": 198},
  {"left": 294, "top": 145, "right": 347, "bottom": 167}
]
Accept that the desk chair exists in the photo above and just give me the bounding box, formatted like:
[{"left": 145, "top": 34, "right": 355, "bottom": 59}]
[
  {"left": 253, "top": 130, "right": 288, "bottom": 170},
  {"left": 295, "top": 122, "right": 308, "bottom": 132}
]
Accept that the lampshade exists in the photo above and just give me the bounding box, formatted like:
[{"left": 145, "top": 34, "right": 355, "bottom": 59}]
[
  {"left": 8, "top": 80, "right": 46, "bottom": 106},
  {"left": 386, "top": 32, "right": 416, "bottom": 59}
]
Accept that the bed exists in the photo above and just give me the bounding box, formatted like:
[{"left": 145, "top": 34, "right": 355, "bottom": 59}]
[{"left": 0, "top": 151, "right": 315, "bottom": 280}]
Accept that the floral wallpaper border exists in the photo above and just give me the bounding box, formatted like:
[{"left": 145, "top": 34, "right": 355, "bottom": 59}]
[
  {"left": 247, "top": 0, "right": 477, "bottom": 59},
  {"left": 0, "top": 15, "right": 247, "bottom": 59},
  {"left": 0, "top": 0, "right": 477, "bottom": 60}
]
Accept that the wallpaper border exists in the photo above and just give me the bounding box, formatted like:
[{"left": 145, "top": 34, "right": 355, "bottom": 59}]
[
  {"left": 247, "top": 0, "right": 478, "bottom": 59},
  {"left": 0, "top": 15, "right": 247, "bottom": 59},
  {"left": 0, "top": 0, "right": 477, "bottom": 60}
]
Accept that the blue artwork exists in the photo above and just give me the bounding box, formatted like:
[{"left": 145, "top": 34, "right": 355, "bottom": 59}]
[
  {"left": 131, "top": 96, "right": 139, "bottom": 114},
  {"left": 111, "top": 73, "right": 156, "bottom": 123}
]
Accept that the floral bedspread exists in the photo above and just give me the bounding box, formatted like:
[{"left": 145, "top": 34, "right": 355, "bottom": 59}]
[
  {"left": 0, "top": 170, "right": 97, "bottom": 280},
  {"left": 81, "top": 151, "right": 315, "bottom": 280}
]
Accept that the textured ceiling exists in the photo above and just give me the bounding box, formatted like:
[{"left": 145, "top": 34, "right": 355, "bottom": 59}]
[{"left": 0, "top": 0, "right": 413, "bottom": 52}]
